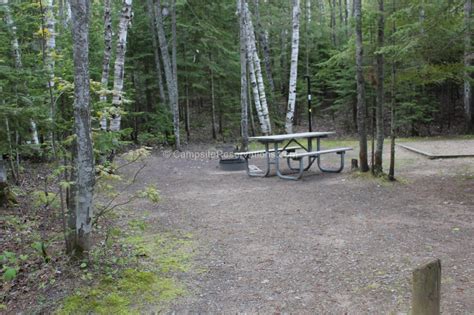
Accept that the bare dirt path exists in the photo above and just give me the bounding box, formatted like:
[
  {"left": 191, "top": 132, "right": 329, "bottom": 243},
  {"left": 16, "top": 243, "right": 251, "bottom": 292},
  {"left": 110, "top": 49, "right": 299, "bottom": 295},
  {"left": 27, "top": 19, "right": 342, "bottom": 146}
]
[{"left": 129, "top": 142, "right": 474, "bottom": 314}]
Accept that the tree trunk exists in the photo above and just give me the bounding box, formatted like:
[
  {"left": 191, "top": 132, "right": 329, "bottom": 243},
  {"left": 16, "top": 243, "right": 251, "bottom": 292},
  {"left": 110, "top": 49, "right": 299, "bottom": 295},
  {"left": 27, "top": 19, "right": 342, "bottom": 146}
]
[
  {"left": 253, "top": 0, "right": 276, "bottom": 94},
  {"left": 389, "top": 61, "right": 396, "bottom": 181},
  {"left": 239, "top": 0, "right": 249, "bottom": 150},
  {"left": 305, "top": 0, "right": 311, "bottom": 76},
  {"left": 70, "top": 0, "right": 95, "bottom": 255},
  {"left": 146, "top": 0, "right": 167, "bottom": 106},
  {"left": 183, "top": 46, "right": 190, "bottom": 141},
  {"left": 354, "top": 0, "right": 369, "bottom": 172},
  {"left": 209, "top": 53, "right": 217, "bottom": 140},
  {"left": 3, "top": 1, "right": 40, "bottom": 145},
  {"left": 110, "top": 0, "right": 133, "bottom": 132},
  {"left": 155, "top": 0, "right": 180, "bottom": 150},
  {"left": 344, "top": 0, "right": 349, "bottom": 37},
  {"left": 464, "top": 0, "right": 473, "bottom": 132},
  {"left": 171, "top": 0, "right": 180, "bottom": 148},
  {"left": 248, "top": 49, "right": 267, "bottom": 135},
  {"left": 374, "top": 0, "right": 384, "bottom": 174},
  {"left": 45, "top": 0, "right": 56, "bottom": 108},
  {"left": 99, "top": 0, "right": 113, "bottom": 130},
  {"left": 280, "top": 29, "right": 289, "bottom": 100},
  {"left": 0, "top": 155, "right": 7, "bottom": 207},
  {"left": 244, "top": 3, "right": 271, "bottom": 134},
  {"left": 329, "top": 0, "right": 337, "bottom": 46},
  {"left": 285, "top": 0, "right": 301, "bottom": 134}
]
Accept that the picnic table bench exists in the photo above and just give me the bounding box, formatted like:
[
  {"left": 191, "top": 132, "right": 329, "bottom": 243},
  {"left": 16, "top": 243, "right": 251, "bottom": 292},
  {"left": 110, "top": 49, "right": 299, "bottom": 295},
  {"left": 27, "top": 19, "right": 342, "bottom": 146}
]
[{"left": 235, "top": 131, "right": 353, "bottom": 180}]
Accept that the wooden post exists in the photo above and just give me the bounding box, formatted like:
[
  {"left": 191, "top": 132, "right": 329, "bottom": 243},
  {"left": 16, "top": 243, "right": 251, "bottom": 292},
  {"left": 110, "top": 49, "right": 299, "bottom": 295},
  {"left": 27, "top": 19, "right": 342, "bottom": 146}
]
[
  {"left": 410, "top": 259, "right": 441, "bottom": 315},
  {"left": 351, "top": 158, "right": 359, "bottom": 170}
]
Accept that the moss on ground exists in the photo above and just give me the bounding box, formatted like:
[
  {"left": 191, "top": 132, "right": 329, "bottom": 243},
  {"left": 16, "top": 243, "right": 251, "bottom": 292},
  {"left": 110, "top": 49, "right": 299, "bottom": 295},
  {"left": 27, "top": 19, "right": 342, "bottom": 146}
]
[{"left": 57, "top": 230, "right": 194, "bottom": 314}]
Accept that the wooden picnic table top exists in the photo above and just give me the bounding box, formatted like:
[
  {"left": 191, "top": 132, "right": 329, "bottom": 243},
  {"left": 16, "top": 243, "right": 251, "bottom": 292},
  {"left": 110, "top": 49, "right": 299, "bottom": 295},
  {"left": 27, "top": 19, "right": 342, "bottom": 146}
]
[{"left": 249, "top": 131, "right": 335, "bottom": 143}]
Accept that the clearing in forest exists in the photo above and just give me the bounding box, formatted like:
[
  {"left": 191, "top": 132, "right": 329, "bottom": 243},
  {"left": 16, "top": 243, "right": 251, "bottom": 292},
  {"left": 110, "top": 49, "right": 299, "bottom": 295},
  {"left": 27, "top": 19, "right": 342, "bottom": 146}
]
[{"left": 117, "top": 140, "right": 474, "bottom": 313}]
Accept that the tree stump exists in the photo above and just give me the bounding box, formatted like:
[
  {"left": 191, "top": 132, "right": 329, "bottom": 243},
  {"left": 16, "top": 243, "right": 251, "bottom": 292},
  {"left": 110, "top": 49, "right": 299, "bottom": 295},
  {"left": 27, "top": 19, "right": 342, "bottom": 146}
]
[
  {"left": 351, "top": 159, "right": 359, "bottom": 170},
  {"left": 410, "top": 259, "right": 441, "bottom": 315}
]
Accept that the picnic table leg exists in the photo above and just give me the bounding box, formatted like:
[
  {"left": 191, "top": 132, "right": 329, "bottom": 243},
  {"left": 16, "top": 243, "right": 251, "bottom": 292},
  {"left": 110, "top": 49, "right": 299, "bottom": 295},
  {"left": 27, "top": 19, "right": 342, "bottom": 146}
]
[
  {"left": 245, "top": 143, "right": 272, "bottom": 177},
  {"left": 286, "top": 138, "right": 315, "bottom": 171},
  {"left": 276, "top": 142, "right": 304, "bottom": 180},
  {"left": 316, "top": 138, "right": 346, "bottom": 173}
]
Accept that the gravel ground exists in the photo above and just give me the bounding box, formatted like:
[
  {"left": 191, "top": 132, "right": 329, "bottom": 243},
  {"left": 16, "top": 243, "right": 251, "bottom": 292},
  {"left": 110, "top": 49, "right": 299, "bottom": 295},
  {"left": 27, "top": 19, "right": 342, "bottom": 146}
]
[
  {"left": 127, "top": 141, "right": 474, "bottom": 314},
  {"left": 398, "top": 139, "right": 474, "bottom": 156}
]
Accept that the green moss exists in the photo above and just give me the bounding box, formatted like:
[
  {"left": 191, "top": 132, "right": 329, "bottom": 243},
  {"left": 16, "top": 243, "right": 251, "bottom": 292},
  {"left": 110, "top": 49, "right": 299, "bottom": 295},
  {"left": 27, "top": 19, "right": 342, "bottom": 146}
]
[
  {"left": 58, "top": 232, "right": 193, "bottom": 314},
  {"left": 57, "top": 268, "right": 186, "bottom": 314}
]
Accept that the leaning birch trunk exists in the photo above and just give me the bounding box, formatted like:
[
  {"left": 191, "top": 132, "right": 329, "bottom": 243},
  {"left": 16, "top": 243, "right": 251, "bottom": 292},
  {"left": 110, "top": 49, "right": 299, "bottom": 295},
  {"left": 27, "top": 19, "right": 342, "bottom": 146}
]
[
  {"left": 285, "top": 0, "right": 301, "bottom": 134},
  {"left": 247, "top": 37, "right": 268, "bottom": 135},
  {"left": 110, "top": 0, "right": 133, "bottom": 132},
  {"left": 99, "top": 0, "right": 113, "bottom": 130},
  {"left": 464, "top": 0, "right": 473, "bottom": 132},
  {"left": 238, "top": 0, "right": 249, "bottom": 150},
  {"left": 3, "top": 1, "right": 40, "bottom": 145},
  {"left": 354, "top": 0, "right": 369, "bottom": 172},
  {"left": 146, "top": 0, "right": 166, "bottom": 106},
  {"left": 253, "top": 0, "right": 276, "bottom": 94},
  {"left": 244, "top": 3, "right": 271, "bottom": 134},
  {"left": 70, "top": 0, "right": 95, "bottom": 255},
  {"left": 374, "top": 0, "right": 384, "bottom": 174},
  {"left": 155, "top": 0, "right": 180, "bottom": 150}
]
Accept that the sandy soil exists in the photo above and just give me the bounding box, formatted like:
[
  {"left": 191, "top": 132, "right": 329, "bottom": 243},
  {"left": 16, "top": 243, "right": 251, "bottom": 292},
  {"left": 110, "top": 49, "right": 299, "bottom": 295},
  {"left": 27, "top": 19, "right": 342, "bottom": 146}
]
[
  {"left": 126, "top": 141, "right": 474, "bottom": 314},
  {"left": 398, "top": 139, "right": 474, "bottom": 156}
]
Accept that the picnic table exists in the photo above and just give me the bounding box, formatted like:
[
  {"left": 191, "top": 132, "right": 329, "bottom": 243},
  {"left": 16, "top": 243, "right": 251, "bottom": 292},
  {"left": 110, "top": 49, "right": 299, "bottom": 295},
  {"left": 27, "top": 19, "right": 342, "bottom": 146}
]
[{"left": 235, "top": 131, "right": 352, "bottom": 180}]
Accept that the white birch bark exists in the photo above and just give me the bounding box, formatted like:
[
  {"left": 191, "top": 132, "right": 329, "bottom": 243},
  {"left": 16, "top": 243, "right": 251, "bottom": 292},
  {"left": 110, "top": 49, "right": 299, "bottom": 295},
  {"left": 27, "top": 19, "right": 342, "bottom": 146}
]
[
  {"left": 155, "top": 0, "right": 180, "bottom": 150},
  {"left": 247, "top": 38, "right": 268, "bottom": 135},
  {"left": 244, "top": 3, "right": 271, "bottom": 134},
  {"left": 285, "top": 0, "right": 301, "bottom": 134},
  {"left": 70, "top": 0, "right": 95, "bottom": 254},
  {"left": 239, "top": 0, "right": 249, "bottom": 150},
  {"left": 99, "top": 0, "right": 113, "bottom": 130},
  {"left": 3, "top": 0, "right": 40, "bottom": 145},
  {"left": 110, "top": 0, "right": 133, "bottom": 132},
  {"left": 171, "top": 0, "right": 180, "bottom": 147},
  {"left": 46, "top": 0, "right": 56, "bottom": 91}
]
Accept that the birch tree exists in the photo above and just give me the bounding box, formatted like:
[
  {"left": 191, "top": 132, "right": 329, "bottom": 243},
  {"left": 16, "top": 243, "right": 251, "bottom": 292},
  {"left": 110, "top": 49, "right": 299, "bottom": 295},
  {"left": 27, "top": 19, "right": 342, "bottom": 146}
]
[
  {"left": 99, "top": 0, "right": 113, "bottom": 130},
  {"left": 464, "top": 0, "right": 473, "bottom": 132},
  {"left": 239, "top": 0, "right": 249, "bottom": 150},
  {"left": 355, "top": 0, "right": 369, "bottom": 172},
  {"left": 155, "top": 0, "right": 180, "bottom": 150},
  {"left": 70, "top": 0, "right": 95, "bottom": 255},
  {"left": 45, "top": 0, "right": 56, "bottom": 93},
  {"left": 2, "top": 0, "right": 39, "bottom": 145},
  {"left": 244, "top": 3, "right": 271, "bottom": 134},
  {"left": 247, "top": 37, "right": 268, "bottom": 135},
  {"left": 374, "top": 0, "right": 384, "bottom": 174},
  {"left": 110, "top": 0, "right": 133, "bottom": 132},
  {"left": 285, "top": 0, "right": 300, "bottom": 134},
  {"left": 253, "top": 0, "right": 275, "bottom": 93}
]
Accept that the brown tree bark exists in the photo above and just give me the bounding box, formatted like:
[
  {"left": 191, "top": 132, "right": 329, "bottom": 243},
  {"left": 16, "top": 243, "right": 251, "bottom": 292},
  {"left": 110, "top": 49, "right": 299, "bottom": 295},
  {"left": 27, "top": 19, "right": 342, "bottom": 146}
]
[
  {"left": 374, "top": 0, "right": 385, "bottom": 174},
  {"left": 354, "top": 0, "right": 369, "bottom": 172}
]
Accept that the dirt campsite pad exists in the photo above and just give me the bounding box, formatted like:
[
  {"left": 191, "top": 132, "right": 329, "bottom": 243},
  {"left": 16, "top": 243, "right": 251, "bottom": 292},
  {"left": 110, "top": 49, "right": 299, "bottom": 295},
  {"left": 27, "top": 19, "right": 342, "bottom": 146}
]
[
  {"left": 398, "top": 139, "right": 474, "bottom": 159},
  {"left": 122, "top": 141, "right": 474, "bottom": 313}
]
